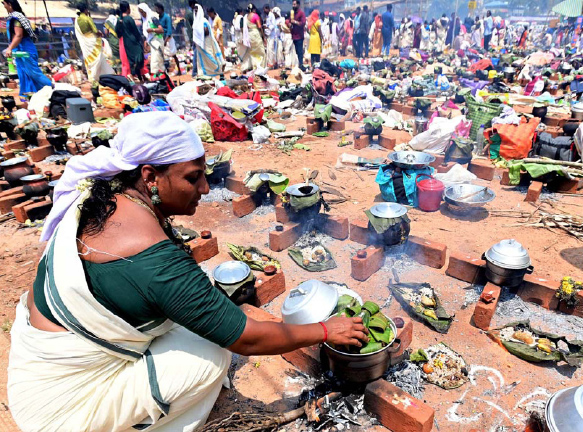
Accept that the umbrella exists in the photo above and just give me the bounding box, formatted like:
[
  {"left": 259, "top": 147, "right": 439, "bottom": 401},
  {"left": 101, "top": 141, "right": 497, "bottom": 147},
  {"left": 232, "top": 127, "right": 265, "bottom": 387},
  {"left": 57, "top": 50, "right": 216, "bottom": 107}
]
[{"left": 552, "top": 0, "right": 583, "bottom": 18}]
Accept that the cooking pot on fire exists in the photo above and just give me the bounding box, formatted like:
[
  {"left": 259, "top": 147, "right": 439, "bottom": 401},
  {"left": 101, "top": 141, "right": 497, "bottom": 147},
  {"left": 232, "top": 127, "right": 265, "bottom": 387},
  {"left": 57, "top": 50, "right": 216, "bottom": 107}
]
[
  {"left": 213, "top": 261, "right": 256, "bottom": 305},
  {"left": 367, "top": 203, "right": 410, "bottom": 246},
  {"left": 323, "top": 317, "right": 400, "bottom": 384},
  {"left": 284, "top": 182, "right": 322, "bottom": 221},
  {"left": 545, "top": 385, "right": 583, "bottom": 432},
  {"left": 0, "top": 156, "right": 34, "bottom": 187},
  {"left": 482, "top": 239, "right": 533, "bottom": 288},
  {"left": 571, "top": 103, "right": 583, "bottom": 121},
  {"left": 20, "top": 174, "right": 50, "bottom": 198},
  {"left": 503, "top": 67, "right": 516, "bottom": 83}
]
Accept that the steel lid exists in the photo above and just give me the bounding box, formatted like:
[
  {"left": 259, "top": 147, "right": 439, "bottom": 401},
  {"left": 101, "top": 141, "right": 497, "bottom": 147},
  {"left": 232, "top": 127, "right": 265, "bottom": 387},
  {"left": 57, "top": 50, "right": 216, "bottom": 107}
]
[
  {"left": 484, "top": 239, "right": 531, "bottom": 270},
  {"left": 212, "top": 261, "right": 251, "bottom": 285},
  {"left": 19, "top": 174, "right": 45, "bottom": 182},
  {"left": 370, "top": 203, "right": 408, "bottom": 219},
  {"left": 0, "top": 156, "right": 28, "bottom": 167},
  {"left": 286, "top": 183, "right": 320, "bottom": 197},
  {"left": 281, "top": 280, "right": 338, "bottom": 320},
  {"left": 572, "top": 103, "right": 583, "bottom": 113}
]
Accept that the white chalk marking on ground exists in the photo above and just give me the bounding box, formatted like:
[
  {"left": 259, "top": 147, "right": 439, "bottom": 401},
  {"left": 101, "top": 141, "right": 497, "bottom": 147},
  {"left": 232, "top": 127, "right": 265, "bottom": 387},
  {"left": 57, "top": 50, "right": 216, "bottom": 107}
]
[
  {"left": 514, "top": 387, "right": 552, "bottom": 410},
  {"left": 445, "top": 390, "right": 482, "bottom": 424},
  {"left": 469, "top": 365, "right": 505, "bottom": 391},
  {"left": 473, "top": 397, "right": 520, "bottom": 425}
]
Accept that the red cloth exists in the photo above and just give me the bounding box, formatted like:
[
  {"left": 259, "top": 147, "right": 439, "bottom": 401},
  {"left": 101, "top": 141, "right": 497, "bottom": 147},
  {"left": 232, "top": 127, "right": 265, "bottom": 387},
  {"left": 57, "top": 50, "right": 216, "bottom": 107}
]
[
  {"left": 468, "top": 58, "right": 493, "bottom": 72},
  {"left": 209, "top": 102, "right": 248, "bottom": 142},
  {"left": 485, "top": 117, "right": 540, "bottom": 160}
]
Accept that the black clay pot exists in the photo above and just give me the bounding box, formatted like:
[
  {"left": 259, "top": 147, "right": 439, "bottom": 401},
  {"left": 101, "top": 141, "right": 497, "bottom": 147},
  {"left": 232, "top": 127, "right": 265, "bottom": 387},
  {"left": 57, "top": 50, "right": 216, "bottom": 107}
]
[
  {"left": 205, "top": 162, "right": 231, "bottom": 184},
  {"left": 288, "top": 201, "right": 322, "bottom": 223},
  {"left": 91, "top": 135, "right": 111, "bottom": 148},
  {"left": 21, "top": 174, "right": 50, "bottom": 198},
  {"left": 563, "top": 120, "right": 581, "bottom": 136},
  {"left": 47, "top": 128, "right": 68, "bottom": 152},
  {"left": 0, "top": 156, "right": 34, "bottom": 187},
  {"left": 0, "top": 119, "right": 17, "bottom": 140},
  {"left": 1, "top": 96, "right": 16, "bottom": 111},
  {"left": 532, "top": 105, "right": 548, "bottom": 122}
]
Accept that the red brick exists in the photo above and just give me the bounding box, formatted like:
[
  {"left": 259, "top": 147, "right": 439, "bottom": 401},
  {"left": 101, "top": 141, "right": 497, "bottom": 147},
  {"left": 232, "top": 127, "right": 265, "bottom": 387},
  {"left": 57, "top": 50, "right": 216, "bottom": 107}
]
[
  {"left": 500, "top": 170, "right": 511, "bottom": 186},
  {"left": 305, "top": 116, "right": 317, "bottom": 126},
  {"left": 349, "top": 218, "right": 371, "bottom": 245},
  {"left": 0, "top": 192, "right": 26, "bottom": 214},
  {"left": 390, "top": 316, "right": 413, "bottom": 365},
  {"left": 379, "top": 135, "right": 396, "bottom": 150},
  {"left": 547, "top": 178, "right": 582, "bottom": 194},
  {"left": 21, "top": 200, "right": 52, "bottom": 221},
  {"left": 254, "top": 270, "right": 286, "bottom": 306},
  {"left": 28, "top": 145, "right": 54, "bottom": 163},
  {"left": 274, "top": 202, "right": 290, "bottom": 224},
  {"left": 188, "top": 236, "right": 219, "bottom": 263},
  {"left": 525, "top": 181, "right": 543, "bottom": 202},
  {"left": 2, "top": 150, "right": 15, "bottom": 159},
  {"left": 0, "top": 180, "right": 9, "bottom": 192},
  {"left": 517, "top": 274, "right": 560, "bottom": 310},
  {"left": 0, "top": 186, "right": 24, "bottom": 198},
  {"left": 364, "top": 380, "right": 435, "bottom": 432},
  {"left": 232, "top": 194, "right": 256, "bottom": 218},
  {"left": 406, "top": 235, "right": 447, "bottom": 269},
  {"left": 12, "top": 199, "right": 34, "bottom": 223},
  {"left": 351, "top": 246, "right": 385, "bottom": 281},
  {"left": 354, "top": 134, "right": 369, "bottom": 150},
  {"left": 558, "top": 291, "right": 583, "bottom": 317},
  {"left": 436, "top": 161, "right": 456, "bottom": 173},
  {"left": 390, "top": 102, "right": 403, "bottom": 112},
  {"left": 473, "top": 283, "right": 501, "bottom": 330},
  {"left": 318, "top": 214, "right": 349, "bottom": 240},
  {"left": 446, "top": 250, "right": 487, "bottom": 284},
  {"left": 282, "top": 345, "right": 322, "bottom": 376},
  {"left": 306, "top": 122, "right": 320, "bottom": 135},
  {"left": 402, "top": 105, "right": 416, "bottom": 116},
  {"left": 4, "top": 139, "right": 25, "bottom": 151},
  {"left": 269, "top": 222, "right": 302, "bottom": 252},
  {"left": 7, "top": 81, "right": 17, "bottom": 89},
  {"left": 239, "top": 303, "right": 281, "bottom": 322},
  {"left": 468, "top": 159, "right": 495, "bottom": 181},
  {"left": 329, "top": 120, "right": 345, "bottom": 131},
  {"left": 224, "top": 176, "right": 251, "bottom": 195}
]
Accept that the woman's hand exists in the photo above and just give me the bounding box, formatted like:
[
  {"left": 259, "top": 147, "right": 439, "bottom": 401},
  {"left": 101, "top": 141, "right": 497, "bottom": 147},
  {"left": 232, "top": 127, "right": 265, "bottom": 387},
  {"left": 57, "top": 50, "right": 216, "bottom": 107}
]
[
  {"left": 3, "top": 48, "right": 12, "bottom": 58},
  {"left": 325, "top": 316, "right": 369, "bottom": 347},
  {"left": 147, "top": 28, "right": 154, "bottom": 33}
]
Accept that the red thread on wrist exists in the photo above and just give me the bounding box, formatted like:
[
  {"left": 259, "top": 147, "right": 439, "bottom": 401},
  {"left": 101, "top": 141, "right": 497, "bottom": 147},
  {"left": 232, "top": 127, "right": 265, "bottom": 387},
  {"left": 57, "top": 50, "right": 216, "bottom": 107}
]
[{"left": 319, "top": 321, "right": 328, "bottom": 343}]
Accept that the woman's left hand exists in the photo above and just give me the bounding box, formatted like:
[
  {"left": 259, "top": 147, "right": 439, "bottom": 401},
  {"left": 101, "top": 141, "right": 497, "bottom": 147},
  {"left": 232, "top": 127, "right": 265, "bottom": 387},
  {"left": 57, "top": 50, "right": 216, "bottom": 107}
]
[{"left": 3, "top": 48, "right": 12, "bottom": 58}]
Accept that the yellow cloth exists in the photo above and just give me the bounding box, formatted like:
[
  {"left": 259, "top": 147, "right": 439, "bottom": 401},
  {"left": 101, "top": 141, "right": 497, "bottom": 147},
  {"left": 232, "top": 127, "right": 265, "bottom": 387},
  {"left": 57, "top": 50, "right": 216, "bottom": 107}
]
[
  {"left": 212, "top": 15, "right": 224, "bottom": 54},
  {"left": 77, "top": 13, "right": 98, "bottom": 35},
  {"left": 308, "top": 19, "right": 321, "bottom": 55},
  {"left": 241, "top": 19, "right": 266, "bottom": 71}
]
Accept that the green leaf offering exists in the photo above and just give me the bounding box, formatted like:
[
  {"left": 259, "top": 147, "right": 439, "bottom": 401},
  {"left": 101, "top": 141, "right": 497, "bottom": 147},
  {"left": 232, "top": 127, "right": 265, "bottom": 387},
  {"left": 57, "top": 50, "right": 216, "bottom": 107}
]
[
  {"left": 337, "top": 295, "right": 357, "bottom": 311},
  {"left": 346, "top": 304, "right": 362, "bottom": 317},
  {"left": 370, "top": 328, "right": 393, "bottom": 345},
  {"left": 360, "top": 342, "right": 383, "bottom": 354},
  {"left": 362, "top": 301, "right": 380, "bottom": 316},
  {"left": 409, "top": 348, "right": 428, "bottom": 362},
  {"left": 357, "top": 310, "right": 371, "bottom": 327}
]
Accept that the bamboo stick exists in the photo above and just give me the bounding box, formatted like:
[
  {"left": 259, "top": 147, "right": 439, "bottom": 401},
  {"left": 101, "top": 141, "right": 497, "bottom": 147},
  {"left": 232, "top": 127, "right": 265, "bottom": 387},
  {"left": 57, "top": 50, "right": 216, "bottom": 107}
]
[{"left": 520, "top": 158, "right": 583, "bottom": 169}]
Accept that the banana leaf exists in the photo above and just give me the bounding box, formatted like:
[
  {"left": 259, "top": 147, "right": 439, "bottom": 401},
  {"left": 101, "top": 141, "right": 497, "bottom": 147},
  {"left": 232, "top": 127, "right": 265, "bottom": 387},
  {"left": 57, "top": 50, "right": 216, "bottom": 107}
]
[
  {"left": 369, "top": 314, "right": 388, "bottom": 332},
  {"left": 360, "top": 342, "right": 383, "bottom": 354},
  {"left": 288, "top": 244, "right": 337, "bottom": 272},
  {"left": 205, "top": 149, "right": 233, "bottom": 175},
  {"left": 391, "top": 282, "right": 453, "bottom": 334},
  {"left": 362, "top": 301, "right": 380, "bottom": 316},
  {"left": 346, "top": 304, "right": 362, "bottom": 316},
  {"left": 488, "top": 321, "right": 583, "bottom": 367},
  {"left": 227, "top": 243, "right": 281, "bottom": 271},
  {"left": 337, "top": 294, "right": 357, "bottom": 311},
  {"left": 370, "top": 327, "right": 393, "bottom": 345},
  {"left": 244, "top": 171, "right": 289, "bottom": 195},
  {"left": 409, "top": 348, "right": 428, "bottom": 362},
  {"left": 357, "top": 310, "right": 371, "bottom": 327}
]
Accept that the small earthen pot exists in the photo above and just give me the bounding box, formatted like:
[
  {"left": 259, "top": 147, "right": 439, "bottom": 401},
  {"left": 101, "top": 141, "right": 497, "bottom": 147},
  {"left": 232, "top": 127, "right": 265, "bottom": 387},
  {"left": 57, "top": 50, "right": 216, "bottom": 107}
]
[
  {"left": 20, "top": 174, "right": 50, "bottom": 198},
  {"left": 0, "top": 156, "right": 33, "bottom": 187}
]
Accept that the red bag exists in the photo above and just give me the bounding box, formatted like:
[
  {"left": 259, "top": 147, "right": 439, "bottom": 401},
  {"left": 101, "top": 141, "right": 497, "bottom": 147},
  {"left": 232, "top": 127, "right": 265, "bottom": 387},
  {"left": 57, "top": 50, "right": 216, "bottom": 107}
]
[
  {"left": 215, "top": 88, "right": 264, "bottom": 123},
  {"left": 209, "top": 102, "right": 248, "bottom": 142}
]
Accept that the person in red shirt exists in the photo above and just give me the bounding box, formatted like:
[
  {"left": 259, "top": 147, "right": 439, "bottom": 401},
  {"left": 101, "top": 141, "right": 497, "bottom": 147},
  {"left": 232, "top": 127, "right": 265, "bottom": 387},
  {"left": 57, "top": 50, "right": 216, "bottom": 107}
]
[{"left": 290, "top": 0, "right": 306, "bottom": 71}]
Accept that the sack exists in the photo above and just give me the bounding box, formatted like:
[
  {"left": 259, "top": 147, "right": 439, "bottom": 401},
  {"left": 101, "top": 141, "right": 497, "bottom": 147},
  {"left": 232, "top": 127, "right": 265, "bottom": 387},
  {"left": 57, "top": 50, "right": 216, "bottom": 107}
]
[
  {"left": 465, "top": 96, "right": 503, "bottom": 141},
  {"left": 318, "top": 59, "right": 342, "bottom": 77},
  {"left": 485, "top": 117, "right": 540, "bottom": 160},
  {"left": 533, "top": 132, "right": 578, "bottom": 161},
  {"left": 132, "top": 84, "right": 151, "bottom": 105},
  {"left": 209, "top": 102, "right": 248, "bottom": 142},
  {"left": 98, "top": 74, "right": 132, "bottom": 92},
  {"left": 570, "top": 79, "right": 583, "bottom": 93},
  {"left": 312, "top": 69, "right": 336, "bottom": 97}
]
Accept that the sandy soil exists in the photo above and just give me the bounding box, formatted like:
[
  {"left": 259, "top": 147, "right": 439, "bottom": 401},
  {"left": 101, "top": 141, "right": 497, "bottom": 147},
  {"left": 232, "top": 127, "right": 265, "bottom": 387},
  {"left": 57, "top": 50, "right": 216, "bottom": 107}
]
[{"left": 1, "top": 89, "right": 583, "bottom": 432}]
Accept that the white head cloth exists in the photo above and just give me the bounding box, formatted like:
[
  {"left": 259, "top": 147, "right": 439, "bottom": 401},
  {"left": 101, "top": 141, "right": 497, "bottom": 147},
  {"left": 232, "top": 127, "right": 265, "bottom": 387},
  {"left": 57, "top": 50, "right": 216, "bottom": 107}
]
[
  {"left": 41, "top": 111, "right": 205, "bottom": 242},
  {"left": 192, "top": 4, "right": 207, "bottom": 49},
  {"left": 138, "top": 3, "right": 156, "bottom": 40}
]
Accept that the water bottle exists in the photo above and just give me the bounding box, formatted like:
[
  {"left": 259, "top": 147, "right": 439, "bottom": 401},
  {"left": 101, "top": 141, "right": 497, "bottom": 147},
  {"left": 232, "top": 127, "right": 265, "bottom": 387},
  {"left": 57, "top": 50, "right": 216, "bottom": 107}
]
[{"left": 475, "top": 124, "right": 485, "bottom": 155}]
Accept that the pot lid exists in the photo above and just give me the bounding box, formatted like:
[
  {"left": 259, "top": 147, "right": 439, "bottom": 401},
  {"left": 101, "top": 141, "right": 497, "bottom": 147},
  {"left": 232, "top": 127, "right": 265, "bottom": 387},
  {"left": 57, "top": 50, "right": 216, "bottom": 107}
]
[
  {"left": 503, "top": 67, "right": 515, "bottom": 73},
  {"left": 213, "top": 261, "right": 251, "bottom": 284},
  {"left": 370, "top": 203, "right": 408, "bottom": 218},
  {"left": 416, "top": 175, "right": 444, "bottom": 190},
  {"left": 20, "top": 174, "right": 45, "bottom": 182},
  {"left": 281, "top": 280, "right": 338, "bottom": 318},
  {"left": 286, "top": 183, "right": 320, "bottom": 197},
  {"left": 484, "top": 239, "right": 531, "bottom": 269},
  {"left": 572, "top": 103, "right": 583, "bottom": 113},
  {"left": 0, "top": 156, "right": 28, "bottom": 167}
]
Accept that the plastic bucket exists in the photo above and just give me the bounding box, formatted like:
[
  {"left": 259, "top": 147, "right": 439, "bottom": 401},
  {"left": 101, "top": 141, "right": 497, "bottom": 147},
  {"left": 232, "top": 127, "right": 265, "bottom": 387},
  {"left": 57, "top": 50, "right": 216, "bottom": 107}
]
[{"left": 416, "top": 174, "right": 444, "bottom": 212}]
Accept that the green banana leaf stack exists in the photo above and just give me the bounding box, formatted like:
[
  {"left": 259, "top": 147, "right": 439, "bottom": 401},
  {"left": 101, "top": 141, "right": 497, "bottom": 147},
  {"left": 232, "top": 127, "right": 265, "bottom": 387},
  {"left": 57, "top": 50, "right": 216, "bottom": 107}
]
[
  {"left": 227, "top": 243, "right": 281, "bottom": 271},
  {"left": 205, "top": 149, "right": 233, "bottom": 175},
  {"left": 390, "top": 283, "right": 453, "bottom": 334},
  {"left": 332, "top": 295, "right": 395, "bottom": 355}
]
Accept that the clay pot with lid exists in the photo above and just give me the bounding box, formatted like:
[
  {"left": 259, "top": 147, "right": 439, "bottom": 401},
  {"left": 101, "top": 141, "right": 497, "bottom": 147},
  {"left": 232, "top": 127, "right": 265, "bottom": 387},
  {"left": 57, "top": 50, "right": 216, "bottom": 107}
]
[
  {"left": 0, "top": 156, "right": 34, "bottom": 187},
  {"left": 20, "top": 174, "right": 50, "bottom": 198}
]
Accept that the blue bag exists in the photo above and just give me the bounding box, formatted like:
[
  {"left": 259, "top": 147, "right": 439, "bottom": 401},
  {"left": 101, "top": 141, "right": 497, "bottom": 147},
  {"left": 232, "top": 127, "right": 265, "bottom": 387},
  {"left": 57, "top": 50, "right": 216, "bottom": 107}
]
[{"left": 375, "top": 165, "right": 434, "bottom": 207}]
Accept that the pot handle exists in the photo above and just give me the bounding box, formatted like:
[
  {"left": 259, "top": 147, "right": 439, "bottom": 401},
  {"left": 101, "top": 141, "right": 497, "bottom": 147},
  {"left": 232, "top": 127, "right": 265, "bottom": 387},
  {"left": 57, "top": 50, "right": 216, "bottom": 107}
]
[
  {"left": 481, "top": 252, "right": 487, "bottom": 260},
  {"left": 386, "top": 338, "right": 402, "bottom": 354},
  {"left": 415, "top": 174, "right": 434, "bottom": 184},
  {"left": 525, "top": 265, "right": 534, "bottom": 275}
]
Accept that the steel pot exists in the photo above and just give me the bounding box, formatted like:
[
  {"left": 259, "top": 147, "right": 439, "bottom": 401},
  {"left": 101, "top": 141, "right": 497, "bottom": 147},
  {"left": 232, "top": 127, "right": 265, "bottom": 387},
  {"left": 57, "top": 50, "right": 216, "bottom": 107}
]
[
  {"left": 482, "top": 239, "right": 534, "bottom": 287},
  {"left": 20, "top": 174, "right": 50, "bottom": 198},
  {"left": 213, "top": 261, "right": 256, "bottom": 306},
  {"left": 281, "top": 280, "right": 338, "bottom": 325},
  {"left": 546, "top": 385, "right": 583, "bottom": 432},
  {"left": 367, "top": 203, "right": 410, "bottom": 246},
  {"left": 503, "top": 67, "right": 516, "bottom": 83},
  {"left": 323, "top": 318, "right": 400, "bottom": 384},
  {"left": 0, "top": 156, "right": 34, "bottom": 187},
  {"left": 572, "top": 103, "right": 583, "bottom": 121},
  {"left": 413, "top": 117, "right": 428, "bottom": 136}
]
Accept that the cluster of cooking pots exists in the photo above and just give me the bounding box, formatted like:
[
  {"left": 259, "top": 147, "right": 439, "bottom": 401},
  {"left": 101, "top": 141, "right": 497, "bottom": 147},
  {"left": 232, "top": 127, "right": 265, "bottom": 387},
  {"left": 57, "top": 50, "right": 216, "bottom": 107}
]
[{"left": 0, "top": 156, "right": 58, "bottom": 201}]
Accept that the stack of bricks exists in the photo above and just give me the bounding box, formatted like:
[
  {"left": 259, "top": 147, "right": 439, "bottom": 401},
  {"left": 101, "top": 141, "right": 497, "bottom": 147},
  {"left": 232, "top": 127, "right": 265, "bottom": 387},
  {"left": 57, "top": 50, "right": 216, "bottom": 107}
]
[{"left": 305, "top": 116, "right": 345, "bottom": 135}]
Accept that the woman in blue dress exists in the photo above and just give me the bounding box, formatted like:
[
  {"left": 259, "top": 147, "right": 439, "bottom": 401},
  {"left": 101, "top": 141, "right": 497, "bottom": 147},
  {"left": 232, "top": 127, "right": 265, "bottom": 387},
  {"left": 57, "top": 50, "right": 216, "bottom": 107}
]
[{"left": 2, "top": 0, "right": 52, "bottom": 96}]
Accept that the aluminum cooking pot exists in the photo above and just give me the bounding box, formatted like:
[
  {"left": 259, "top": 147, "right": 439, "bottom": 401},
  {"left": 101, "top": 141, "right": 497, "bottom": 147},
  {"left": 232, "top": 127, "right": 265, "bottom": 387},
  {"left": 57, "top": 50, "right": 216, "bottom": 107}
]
[
  {"left": 281, "top": 280, "right": 338, "bottom": 325},
  {"left": 482, "top": 239, "right": 533, "bottom": 287},
  {"left": 546, "top": 385, "right": 583, "bottom": 432},
  {"left": 323, "top": 317, "right": 400, "bottom": 384}
]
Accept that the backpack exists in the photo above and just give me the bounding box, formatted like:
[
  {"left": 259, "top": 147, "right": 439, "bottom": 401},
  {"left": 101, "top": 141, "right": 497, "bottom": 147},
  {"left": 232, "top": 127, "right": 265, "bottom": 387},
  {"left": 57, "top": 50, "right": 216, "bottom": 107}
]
[
  {"left": 132, "top": 84, "right": 151, "bottom": 105},
  {"left": 533, "top": 132, "right": 578, "bottom": 162}
]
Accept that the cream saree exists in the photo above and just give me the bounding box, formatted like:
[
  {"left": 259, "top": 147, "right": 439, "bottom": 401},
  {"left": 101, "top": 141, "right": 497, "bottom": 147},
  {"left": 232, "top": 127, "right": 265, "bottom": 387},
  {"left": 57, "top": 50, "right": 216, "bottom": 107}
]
[
  {"left": 75, "top": 18, "right": 114, "bottom": 82},
  {"left": 241, "top": 17, "right": 266, "bottom": 71},
  {"left": 8, "top": 191, "right": 230, "bottom": 432}
]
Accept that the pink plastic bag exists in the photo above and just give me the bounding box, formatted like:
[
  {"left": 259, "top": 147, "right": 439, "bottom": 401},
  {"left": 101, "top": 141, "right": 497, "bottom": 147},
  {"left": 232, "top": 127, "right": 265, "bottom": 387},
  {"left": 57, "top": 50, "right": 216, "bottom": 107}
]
[{"left": 453, "top": 118, "right": 472, "bottom": 139}]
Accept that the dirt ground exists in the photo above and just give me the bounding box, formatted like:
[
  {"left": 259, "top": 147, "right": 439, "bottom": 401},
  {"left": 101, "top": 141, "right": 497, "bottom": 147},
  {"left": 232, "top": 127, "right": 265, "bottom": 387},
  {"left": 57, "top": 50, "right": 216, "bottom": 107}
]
[{"left": 1, "top": 93, "right": 583, "bottom": 432}]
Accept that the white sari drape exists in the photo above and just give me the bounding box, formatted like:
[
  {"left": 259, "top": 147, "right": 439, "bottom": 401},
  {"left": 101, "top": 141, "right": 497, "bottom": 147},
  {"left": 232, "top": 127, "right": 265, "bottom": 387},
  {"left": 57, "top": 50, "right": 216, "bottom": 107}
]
[{"left": 74, "top": 17, "right": 114, "bottom": 82}]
